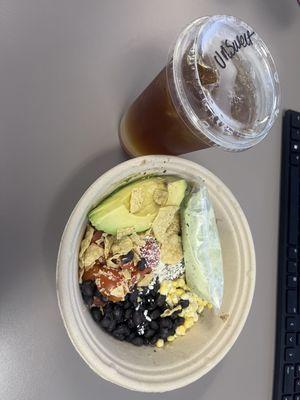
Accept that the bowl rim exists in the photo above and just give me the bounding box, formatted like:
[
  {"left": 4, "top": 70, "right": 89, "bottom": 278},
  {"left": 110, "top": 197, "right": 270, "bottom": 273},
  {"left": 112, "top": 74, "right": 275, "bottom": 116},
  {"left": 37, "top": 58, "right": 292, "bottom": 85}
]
[{"left": 56, "top": 155, "right": 256, "bottom": 392}]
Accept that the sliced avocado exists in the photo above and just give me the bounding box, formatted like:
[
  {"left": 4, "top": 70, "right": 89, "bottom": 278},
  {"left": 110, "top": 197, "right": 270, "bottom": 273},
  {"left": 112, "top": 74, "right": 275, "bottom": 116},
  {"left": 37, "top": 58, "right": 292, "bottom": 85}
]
[
  {"left": 89, "top": 204, "right": 155, "bottom": 235},
  {"left": 88, "top": 177, "right": 166, "bottom": 234},
  {"left": 166, "top": 179, "right": 187, "bottom": 206}
]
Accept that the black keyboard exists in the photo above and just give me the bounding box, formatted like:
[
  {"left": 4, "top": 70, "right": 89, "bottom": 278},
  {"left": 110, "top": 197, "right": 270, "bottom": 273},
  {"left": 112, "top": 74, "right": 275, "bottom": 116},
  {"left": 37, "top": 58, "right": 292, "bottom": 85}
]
[{"left": 273, "top": 110, "right": 300, "bottom": 400}]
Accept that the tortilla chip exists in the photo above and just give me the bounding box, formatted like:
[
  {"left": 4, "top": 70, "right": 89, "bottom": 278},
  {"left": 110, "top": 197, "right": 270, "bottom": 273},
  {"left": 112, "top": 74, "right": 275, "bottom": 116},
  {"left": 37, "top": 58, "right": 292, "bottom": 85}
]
[
  {"left": 133, "top": 251, "right": 140, "bottom": 265},
  {"left": 95, "top": 238, "right": 104, "bottom": 246},
  {"left": 166, "top": 212, "right": 180, "bottom": 235},
  {"left": 161, "top": 305, "right": 182, "bottom": 317},
  {"left": 104, "top": 235, "right": 114, "bottom": 259},
  {"left": 153, "top": 188, "right": 168, "bottom": 206},
  {"left": 137, "top": 272, "right": 154, "bottom": 287},
  {"left": 130, "top": 187, "right": 144, "bottom": 214},
  {"left": 78, "top": 268, "right": 85, "bottom": 284},
  {"left": 160, "top": 234, "right": 183, "bottom": 264},
  {"left": 121, "top": 269, "right": 132, "bottom": 280},
  {"left": 111, "top": 236, "right": 133, "bottom": 256},
  {"left": 152, "top": 206, "right": 178, "bottom": 243},
  {"left": 131, "top": 232, "right": 146, "bottom": 247},
  {"left": 110, "top": 285, "right": 125, "bottom": 299},
  {"left": 117, "top": 226, "right": 135, "bottom": 240},
  {"left": 83, "top": 243, "right": 103, "bottom": 267},
  {"left": 107, "top": 257, "right": 120, "bottom": 269},
  {"left": 79, "top": 225, "right": 94, "bottom": 259}
]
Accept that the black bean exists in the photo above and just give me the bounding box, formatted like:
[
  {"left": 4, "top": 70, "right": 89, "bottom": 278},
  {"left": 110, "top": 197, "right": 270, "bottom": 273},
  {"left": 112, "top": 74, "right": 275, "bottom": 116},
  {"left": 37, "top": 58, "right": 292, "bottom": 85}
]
[
  {"left": 82, "top": 294, "right": 93, "bottom": 306},
  {"left": 124, "top": 308, "right": 132, "bottom": 320},
  {"left": 107, "top": 319, "right": 117, "bottom": 332},
  {"left": 91, "top": 307, "right": 103, "bottom": 323},
  {"left": 150, "top": 309, "right": 161, "bottom": 320},
  {"left": 144, "top": 329, "right": 155, "bottom": 339},
  {"left": 159, "top": 318, "right": 172, "bottom": 329},
  {"left": 112, "top": 331, "right": 125, "bottom": 341},
  {"left": 148, "top": 304, "right": 157, "bottom": 312},
  {"left": 174, "top": 317, "right": 185, "bottom": 328},
  {"left": 113, "top": 306, "right": 123, "bottom": 321},
  {"left": 123, "top": 300, "right": 131, "bottom": 309},
  {"left": 127, "top": 319, "right": 135, "bottom": 330},
  {"left": 179, "top": 299, "right": 190, "bottom": 308},
  {"left": 149, "top": 289, "right": 157, "bottom": 298},
  {"left": 127, "top": 332, "right": 136, "bottom": 342},
  {"left": 105, "top": 303, "right": 114, "bottom": 313},
  {"left": 121, "top": 250, "right": 134, "bottom": 264},
  {"left": 94, "top": 289, "right": 108, "bottom": 302},
  {"left": 129, "top": 291, "right": 138, "bottom": 304},
  {"left": 150, "top": 335, "right": 159, "bottom": 345},
  {"left": 169, "top": 328, "right": 176, "bottom": 336},
  {"left": 150, "top": 320, "right": 159, "bottom": 330},
  {"left": 131, "top": 337, "right": 144, "bottom": 346},
  {"left": 119, "top": 325, "right": 130, "bottom": 335},
  {"left": 159, "top": 328, "right": 169, "bottom": 340},
  {"left": 133, "top": 311, "right": 143, "bottom": 326},
  {"left": 156, "top": 294, "right": 166, "bottom": 307},
  {"left": 137, "top": 258, "right": 147, "bottom": 271},
  {"left": 80, "top": 280, "right": 95, "bottom": 297},
  {"left": 101, "top": 318, "right": 111, "bottom": 329}
]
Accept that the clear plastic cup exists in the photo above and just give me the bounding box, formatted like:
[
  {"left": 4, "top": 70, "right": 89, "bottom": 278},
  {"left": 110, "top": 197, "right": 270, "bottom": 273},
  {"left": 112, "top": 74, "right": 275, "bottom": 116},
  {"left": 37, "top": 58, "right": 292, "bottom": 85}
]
[{"left": 119, "top": 15, "right": 280, "bottom": 156}]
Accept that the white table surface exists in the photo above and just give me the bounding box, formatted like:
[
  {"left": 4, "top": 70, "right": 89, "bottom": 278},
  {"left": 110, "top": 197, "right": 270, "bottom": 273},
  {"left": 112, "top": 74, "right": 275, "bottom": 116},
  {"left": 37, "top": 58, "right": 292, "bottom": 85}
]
[{"left": 1, "top": 1, "right": 300, "bottom": 399}]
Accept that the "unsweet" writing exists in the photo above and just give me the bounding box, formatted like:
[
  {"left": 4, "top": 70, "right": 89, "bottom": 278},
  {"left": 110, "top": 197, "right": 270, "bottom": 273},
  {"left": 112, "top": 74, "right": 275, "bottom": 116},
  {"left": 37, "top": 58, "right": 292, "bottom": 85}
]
[{"left": 213, "top": 30, "right": 255, "bottom": 69}]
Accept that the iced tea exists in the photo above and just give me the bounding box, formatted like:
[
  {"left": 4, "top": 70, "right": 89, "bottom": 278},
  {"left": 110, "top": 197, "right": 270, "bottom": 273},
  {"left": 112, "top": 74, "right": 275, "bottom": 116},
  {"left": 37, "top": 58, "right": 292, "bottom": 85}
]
[{"left": 119, "top": 16, "right": 280, "bottom": 157}]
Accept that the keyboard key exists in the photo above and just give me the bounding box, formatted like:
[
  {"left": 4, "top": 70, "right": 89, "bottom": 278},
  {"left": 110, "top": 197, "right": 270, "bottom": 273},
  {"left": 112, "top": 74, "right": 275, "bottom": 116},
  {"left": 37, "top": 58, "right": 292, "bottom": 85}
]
[
  {"left": 287, "top": 291, "right": 298, "bottom": 314},
  {"left": 292, "top": 112, "right": 300, "bottom": 128},
  {"left": 292, "top": 128, "right": 300, "bottom": 141},
  {"left": 288, "top": 262, "right": 297, "bottom": 273},
  {"left": 294, "top": 395, "right": 300, "bottom": 400},
  {"left": 284, "top": 365, "right": 294, "bottom": 394},
  {"left": 288, "top": 247, "right": 298, "bottom": 260},
  {"left": 297, "top": 334, "right": 300, "bottom": 345},
  {"left": 296, "top": 364, "right": 300, "bottom": 377},
  {"left": 295, "top": 379, "right": 300, "bottom": 392},
  {"left": 289, "top": 166, "right": 299, "bottom": 245},
  {"left": 286, "top": 317, "right": 296, "bottom": 330},
  {"left": 285, "top": 348, "right": 296, "bottom": 362},
  {"left": 291, "top": 153, "right": 300, "bottom": 165},
  {"left": 291, "top": 142, "right": 300, "bottom": 152},
  {"left": 286, "top": 333, "right": 296, "bottom": 345},
  {"left": 282, "top": 395, "right": 291, "bottom": 400},
  {"left": 287, "top": 276, "right": 298, "bottom": 288},
  {"left": 287, "top": 291, "right": 297, "bottom": 314}
]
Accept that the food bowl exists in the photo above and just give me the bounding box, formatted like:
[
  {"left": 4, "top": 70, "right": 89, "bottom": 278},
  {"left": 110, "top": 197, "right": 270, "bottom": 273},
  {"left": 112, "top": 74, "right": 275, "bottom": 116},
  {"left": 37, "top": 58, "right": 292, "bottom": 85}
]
[{"left": 56, "top": 155, "right": 255, "bottom": 392}]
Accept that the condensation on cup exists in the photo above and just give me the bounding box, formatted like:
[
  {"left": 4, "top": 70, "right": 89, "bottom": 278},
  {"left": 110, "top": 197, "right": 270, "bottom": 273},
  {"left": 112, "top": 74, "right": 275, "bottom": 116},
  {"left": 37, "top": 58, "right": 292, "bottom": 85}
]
[{"left": 119, "top": 15, "right": 280, "bottom": 156}]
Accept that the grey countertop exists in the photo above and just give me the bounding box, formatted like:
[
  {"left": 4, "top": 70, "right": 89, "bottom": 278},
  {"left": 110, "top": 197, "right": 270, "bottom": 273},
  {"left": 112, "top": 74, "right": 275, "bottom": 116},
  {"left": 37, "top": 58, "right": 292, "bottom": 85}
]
[{"left": 1, "top": 1, "right": 300, "bottom": 399}]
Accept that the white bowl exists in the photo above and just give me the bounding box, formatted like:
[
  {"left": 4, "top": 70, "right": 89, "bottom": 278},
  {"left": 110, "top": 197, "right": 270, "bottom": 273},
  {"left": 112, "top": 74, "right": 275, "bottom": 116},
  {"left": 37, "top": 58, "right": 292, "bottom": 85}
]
[{"left": 56, "top": 155, "right": 255, "bottom": 392}]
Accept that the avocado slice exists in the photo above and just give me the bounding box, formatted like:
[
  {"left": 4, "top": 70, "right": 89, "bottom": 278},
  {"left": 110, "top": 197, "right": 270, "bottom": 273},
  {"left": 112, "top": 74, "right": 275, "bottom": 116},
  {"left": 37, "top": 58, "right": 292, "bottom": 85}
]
[
  {"left": 89, "top": 204, "right": 155, "bottom": 235},
  {"left": 166, "top": 179, "right": 187, "bottom": 206},
  {"left": 88, "top": 177, "right": 166, "bottom": 234}
]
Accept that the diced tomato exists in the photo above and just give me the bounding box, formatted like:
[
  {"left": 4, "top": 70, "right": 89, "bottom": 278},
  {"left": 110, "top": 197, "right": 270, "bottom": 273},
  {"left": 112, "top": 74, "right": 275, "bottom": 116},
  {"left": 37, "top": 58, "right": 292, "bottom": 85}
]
[
  {"left": 82, "top": 262, "right": 103, "bottom": 281},
  {"left": 91, "top": 230, "right": 103, "bottom": 243},
  {"left": 96, "top": 268, "right": 126, "bottom": 302}
]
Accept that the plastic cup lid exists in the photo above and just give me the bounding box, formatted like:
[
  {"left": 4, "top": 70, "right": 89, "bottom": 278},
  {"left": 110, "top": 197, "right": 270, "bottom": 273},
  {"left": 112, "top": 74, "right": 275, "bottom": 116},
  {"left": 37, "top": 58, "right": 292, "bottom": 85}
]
[{"left": 171, "top": 15, "right": 281, "bottom": 150}]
